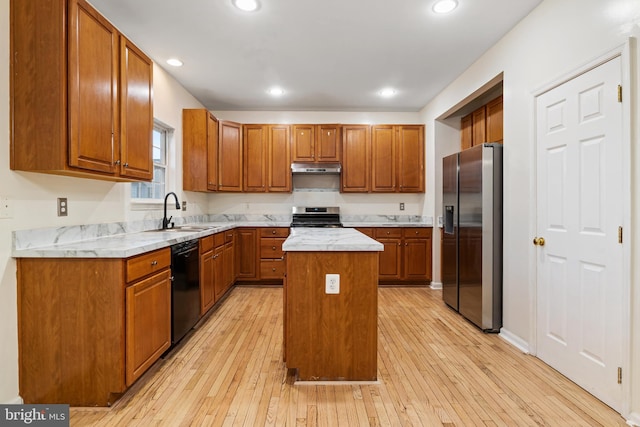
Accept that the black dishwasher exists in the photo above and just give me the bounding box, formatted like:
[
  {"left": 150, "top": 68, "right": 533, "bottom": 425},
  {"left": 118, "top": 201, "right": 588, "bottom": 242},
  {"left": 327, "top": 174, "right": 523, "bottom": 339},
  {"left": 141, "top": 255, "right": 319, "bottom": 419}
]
[{"left": 170, "top": 239, "right": 201, "bottom": 345}]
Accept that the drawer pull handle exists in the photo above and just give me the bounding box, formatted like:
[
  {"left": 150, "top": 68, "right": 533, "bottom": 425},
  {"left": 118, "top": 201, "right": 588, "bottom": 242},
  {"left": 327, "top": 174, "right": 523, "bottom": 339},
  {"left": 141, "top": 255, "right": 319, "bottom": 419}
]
[{"left": 151, "top": 260, "right": 158, "bottom": 266}]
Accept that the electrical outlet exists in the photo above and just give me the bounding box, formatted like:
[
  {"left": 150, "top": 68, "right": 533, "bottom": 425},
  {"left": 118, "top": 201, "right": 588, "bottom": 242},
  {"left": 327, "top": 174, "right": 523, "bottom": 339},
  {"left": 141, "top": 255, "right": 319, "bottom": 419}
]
[
  {"left": 400, "top": 202, "right": 405, "bottom": 211},
  {"left": 182, "top": 201, "right": 187, "bottom": 211},
  {"left": 57, "top": 198, "right": 68, "bottom": 217},
  {"left": 326, "top": 274, "right": 340, "bottom": 294}
]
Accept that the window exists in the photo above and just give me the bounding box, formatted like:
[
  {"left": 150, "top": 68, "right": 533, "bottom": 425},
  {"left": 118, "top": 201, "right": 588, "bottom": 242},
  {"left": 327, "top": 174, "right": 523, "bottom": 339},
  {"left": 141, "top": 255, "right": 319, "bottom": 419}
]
[{"left": 131, "top": 123, "right": 170, "bottom": 200}]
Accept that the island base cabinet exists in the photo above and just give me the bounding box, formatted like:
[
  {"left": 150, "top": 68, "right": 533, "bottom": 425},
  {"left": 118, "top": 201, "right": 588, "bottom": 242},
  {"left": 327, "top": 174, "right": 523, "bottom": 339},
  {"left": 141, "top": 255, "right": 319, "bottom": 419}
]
[
  {"left": 284, "top": 251, "right": 378, "bottom": 381},
  {"left": 17, "top": 258, "right": 127, "bottom": 406}
]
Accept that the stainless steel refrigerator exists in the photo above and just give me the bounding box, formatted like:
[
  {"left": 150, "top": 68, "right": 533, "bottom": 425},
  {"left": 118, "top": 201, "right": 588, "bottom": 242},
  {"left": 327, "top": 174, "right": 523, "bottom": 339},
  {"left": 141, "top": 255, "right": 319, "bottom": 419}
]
[{"left": 442, "top": 143, "right": 503, "bottom": 332}]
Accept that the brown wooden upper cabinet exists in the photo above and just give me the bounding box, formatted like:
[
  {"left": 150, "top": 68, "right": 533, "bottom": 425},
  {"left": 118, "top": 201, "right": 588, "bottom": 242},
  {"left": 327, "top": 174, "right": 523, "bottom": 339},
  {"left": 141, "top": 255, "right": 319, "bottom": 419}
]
[
  {"left": 243, "top": 125, "right": 291, "bottom": 192},
  {"left": 183, "top": 109, "right": 219, "bottom": 192},
  {"left": 10, "top": 0, "right": 153, "bottom": 182},
  {"left": 292, "top": 124, "right": 341, "bottom": 163},
  {"left": 341, "top": 125, "right": 371, "bottom": 192},
  {"left": 371, "top": 125, "right": 425, "bottom": 193},
  {"left": 461, "top": 95, "right": 503, "bottom": 150},
  {"left": 218, "top": 120, "right": 243, "bottom": 191}
]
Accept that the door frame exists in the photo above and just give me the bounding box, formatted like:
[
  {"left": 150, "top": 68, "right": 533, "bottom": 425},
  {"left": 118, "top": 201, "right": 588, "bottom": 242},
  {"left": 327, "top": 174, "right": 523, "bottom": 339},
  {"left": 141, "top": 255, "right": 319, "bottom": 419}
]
[{"left": 529, "top": 39, "right": 633, "bottom": 416}]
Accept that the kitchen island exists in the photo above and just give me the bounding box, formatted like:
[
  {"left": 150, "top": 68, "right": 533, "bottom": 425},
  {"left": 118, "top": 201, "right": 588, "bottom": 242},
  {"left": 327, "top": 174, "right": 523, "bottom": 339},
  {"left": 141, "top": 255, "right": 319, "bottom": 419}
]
[{"left": 282, "top": 228, "right": 383, "bottom": 381}]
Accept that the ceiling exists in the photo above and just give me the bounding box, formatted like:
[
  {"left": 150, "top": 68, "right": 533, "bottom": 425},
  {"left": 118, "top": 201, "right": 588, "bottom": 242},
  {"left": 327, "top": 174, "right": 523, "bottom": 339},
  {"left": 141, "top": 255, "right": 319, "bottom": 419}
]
[{"left": 90, "top": 0, "right": 542, "bottom": 112}]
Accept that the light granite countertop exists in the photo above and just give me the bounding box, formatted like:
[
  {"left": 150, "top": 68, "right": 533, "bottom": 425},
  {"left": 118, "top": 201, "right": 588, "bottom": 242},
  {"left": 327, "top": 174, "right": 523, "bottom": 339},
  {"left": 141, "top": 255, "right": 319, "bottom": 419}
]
[
  {"left": 282, "top": 228, "right": 383, "bottom": 252},
  {"left": 12, "top": 215, "right": 430, "bottom": 258}
]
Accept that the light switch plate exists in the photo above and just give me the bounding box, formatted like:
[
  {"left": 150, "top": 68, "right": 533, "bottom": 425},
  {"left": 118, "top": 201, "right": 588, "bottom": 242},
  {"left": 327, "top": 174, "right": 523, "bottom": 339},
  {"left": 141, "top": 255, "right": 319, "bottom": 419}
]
[{"left": 326, "top": 274, "right": 340, "bottom": 294}]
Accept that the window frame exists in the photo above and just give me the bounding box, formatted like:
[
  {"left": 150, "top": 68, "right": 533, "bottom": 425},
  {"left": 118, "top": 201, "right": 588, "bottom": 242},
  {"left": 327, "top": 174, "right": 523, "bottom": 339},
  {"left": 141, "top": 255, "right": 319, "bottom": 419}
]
[{"left": 130, "top": 120, "right": 173, "bottom": 209}]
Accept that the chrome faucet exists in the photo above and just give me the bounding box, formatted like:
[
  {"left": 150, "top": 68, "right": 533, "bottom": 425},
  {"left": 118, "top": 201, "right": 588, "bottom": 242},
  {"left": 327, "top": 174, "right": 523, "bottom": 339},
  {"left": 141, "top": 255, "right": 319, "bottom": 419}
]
[{"left": 162, "top": 192, "right": 181, "bottom": 229}]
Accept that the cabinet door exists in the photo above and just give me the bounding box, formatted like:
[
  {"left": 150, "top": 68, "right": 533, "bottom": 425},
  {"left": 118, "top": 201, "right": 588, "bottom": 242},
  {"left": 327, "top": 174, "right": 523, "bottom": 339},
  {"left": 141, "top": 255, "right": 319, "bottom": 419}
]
[
  {"left": 486, "top": 95, "right": 503, "bottom": 143},
  {"left": 125, "top": 269, "right": 171, "bottom": 386},
  {"left": 371, "top": 125, "right": 396, "bottom": 192},
  {"left": 68, "top": 0, "right": 119, "bottom": 174},
  {"left": 183, "top": 109, "right": 208, "bottom": 192},
  {"left": 341, "top": 125, "right": 370, "bottom": 192},
  {"left": 472, "top": 106, "right": 486, "bottom": 147},
  {"left": 119, "top": 36, "right": 153, "bottom": 180},
  {"left": 236, "top": 228, "right": 258, "bottom": 279},
  {"left": 397, "top": 125, "right": 425, "bottom": 193},
  {"left": 218, "top": 120, "right": 243, "bottom": 191},
  {"left": 375, "top": 228, "right": 402, "bottom": 282},
  {"left": 292, "top": 125, "right": 315, "bottom": 162},
  {"left": 316, "top": 124, "right": 341, "bottom": 162},
  {"left": 207, "top": 114, "right": 219, "bottom": 190},
  {"left": 213, "top": 246, "right": 226, "bottom": 300},
  {"left": 268, "top": 125, "right": 291, "bottom": 192},
  {"left": 222, "top": 242, "right": 234, "bottom": 293},
  {"left": 200, "top": 250, "right": 215, "bottom": 315},
  {"left": 461, "top": 114, "right": 473, "bottom": 150},
  {"left": 403, "top": 228, "right": 432, "bottom": 282},
  {"left": 378, "top": 238, "right": 402, "bottom": 280},
  {"left": 243, "top": 125, "right": 267, "bottom": 192}
]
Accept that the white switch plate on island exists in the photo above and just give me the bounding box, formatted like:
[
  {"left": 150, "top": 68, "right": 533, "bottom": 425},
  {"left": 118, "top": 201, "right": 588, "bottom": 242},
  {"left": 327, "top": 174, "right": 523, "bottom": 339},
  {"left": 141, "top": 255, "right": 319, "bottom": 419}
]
[{"left": 325, "top": 274, "right": 340, "bottom": 294}]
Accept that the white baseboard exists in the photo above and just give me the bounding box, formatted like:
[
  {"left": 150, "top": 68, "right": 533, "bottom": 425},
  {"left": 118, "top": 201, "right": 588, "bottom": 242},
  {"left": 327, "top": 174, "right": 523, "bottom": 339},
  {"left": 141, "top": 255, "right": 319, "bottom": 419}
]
[
  {"left": 4, "top": 396, "right": 24, "bottom": 405},
  {"left": 626, "top": 412, "right": 640, "bottom": 426},
  {"left": 430, "top": 281, "right": 442, "bottom": 290},
  {"left": 499, "top": 328, "right": 530, "bottom": 353}
]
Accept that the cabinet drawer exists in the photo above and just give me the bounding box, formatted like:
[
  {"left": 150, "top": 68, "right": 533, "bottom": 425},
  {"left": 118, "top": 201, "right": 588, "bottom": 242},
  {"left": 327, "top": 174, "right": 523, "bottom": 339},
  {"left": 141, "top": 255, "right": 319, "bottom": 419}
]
[
  {"left": 374, "top": 228, "right": 402, "bottom": 239},
  {"left": 260, "top": 259, "right": 286, "bottom": 279},
  {"left": 126, "top": 248, "right": 171, "bottom": 283},
  {"left": 403, "top": 228, "right": 432, "bottom": 238},
  {"left": 356, "top": 228, "right": 374, "bottom": 238},
  {"left": 260, "top": 238, "right": 286, "bottom": 259},
  {"left": 214, "top": 232, "right": 225, "bottom": 247},
  {"left": 200, "top": 236, "right": 214, "bottom": 253},
  {"left": 260, "top": 227, "right": 289, "bottom": 238}
]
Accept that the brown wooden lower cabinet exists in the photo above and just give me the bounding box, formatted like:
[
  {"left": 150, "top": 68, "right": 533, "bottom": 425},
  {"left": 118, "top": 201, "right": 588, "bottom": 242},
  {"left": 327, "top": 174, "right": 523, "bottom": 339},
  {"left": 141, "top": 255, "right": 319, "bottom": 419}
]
[
  {"left": 357, "top": 227, "right": 432, "bottom": 285},
  {"left": 17, "top": 247, "right": 171, "bottom": 406},
  {"left": 236, "top": 227, "right": 289, "bottom": 283}
]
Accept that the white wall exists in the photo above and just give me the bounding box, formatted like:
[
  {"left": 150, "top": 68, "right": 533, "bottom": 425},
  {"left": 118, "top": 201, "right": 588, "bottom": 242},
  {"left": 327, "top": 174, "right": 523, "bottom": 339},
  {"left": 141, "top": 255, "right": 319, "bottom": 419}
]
[
  {"left": 420, "top": 0, "right": 640, "bottom": 419},
  {"left": 0, "top": 0, "right": 204, "bottom": 401}
]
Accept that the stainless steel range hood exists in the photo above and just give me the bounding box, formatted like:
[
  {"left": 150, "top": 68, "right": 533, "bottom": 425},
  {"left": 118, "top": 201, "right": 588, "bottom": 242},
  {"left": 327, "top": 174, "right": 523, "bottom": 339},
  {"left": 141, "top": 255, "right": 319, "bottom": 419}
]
[{"left": 291, "top": 162, "right": 341, "bottom": 174}]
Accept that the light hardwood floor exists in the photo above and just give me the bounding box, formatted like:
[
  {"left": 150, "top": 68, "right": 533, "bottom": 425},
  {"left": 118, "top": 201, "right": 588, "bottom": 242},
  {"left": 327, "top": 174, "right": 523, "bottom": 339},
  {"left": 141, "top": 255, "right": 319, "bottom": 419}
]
[{"left": 71, "top": 286, "right": 626, "bottom": 426}]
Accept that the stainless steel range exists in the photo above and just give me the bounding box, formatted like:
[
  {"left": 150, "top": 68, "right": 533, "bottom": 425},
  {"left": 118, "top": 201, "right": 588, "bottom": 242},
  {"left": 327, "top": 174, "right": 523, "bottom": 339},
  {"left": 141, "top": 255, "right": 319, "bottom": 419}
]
[{"left": 290, "top": 206, "right": 343, "bottom": 228}]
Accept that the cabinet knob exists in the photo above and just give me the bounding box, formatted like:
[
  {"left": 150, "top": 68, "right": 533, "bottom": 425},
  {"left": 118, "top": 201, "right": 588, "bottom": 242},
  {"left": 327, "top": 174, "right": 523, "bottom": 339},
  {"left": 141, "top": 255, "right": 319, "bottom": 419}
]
[
  {"left": 415, "top": 231, "right": 419, "bottom": 235},
  {"left": 124, "top": 162, "right": 129, "bottom": 167},
  {"left": 272, "top": 230, "right": 276, "bottom": 234},
  {"left": 272, "top": 268, "right": 276, "bottom": 272},
  {"left": 386, "top": 231, "right": 390, "bottom": 235},
  {"left": 151, "top": 260, "right": 158, "bottom": 266},
  {"left": 115, "top": 160, "right": 121, "bottom": 165},
  {"left": 272, "top": 246, "right": 276, "bottom": 250}
]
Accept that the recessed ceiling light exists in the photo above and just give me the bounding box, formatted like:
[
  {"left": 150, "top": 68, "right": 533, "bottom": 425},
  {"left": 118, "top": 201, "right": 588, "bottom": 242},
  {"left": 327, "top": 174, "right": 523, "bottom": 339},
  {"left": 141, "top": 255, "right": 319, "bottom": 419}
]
[
  {"left": 233, "top": 0, "right": 259, "bottom": 12},
  {"left": 166, "top": 58, "right": 183, "bottom": 67},
  {"left": 379, "top": 88, "right": 397, "bottom": 98},
  {"left": 268, "top": 87, "right": 285, "bottom": 96},
  {"left": 432, "top": 0, "right": 458, "bottom": 14}
]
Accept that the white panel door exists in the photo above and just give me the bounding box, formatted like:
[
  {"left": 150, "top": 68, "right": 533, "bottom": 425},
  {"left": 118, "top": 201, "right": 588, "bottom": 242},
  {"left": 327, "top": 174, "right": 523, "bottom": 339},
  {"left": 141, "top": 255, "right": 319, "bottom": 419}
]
[{"left": 535, "top": 56, "right": 623, "bottom": 411}]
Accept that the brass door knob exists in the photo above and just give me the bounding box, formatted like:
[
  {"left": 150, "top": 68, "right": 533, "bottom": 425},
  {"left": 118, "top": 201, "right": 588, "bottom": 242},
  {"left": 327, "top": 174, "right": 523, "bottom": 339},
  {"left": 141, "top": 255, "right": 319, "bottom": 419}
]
[{"left": 533, "top": 237, "right": 545, "bottom": 246}]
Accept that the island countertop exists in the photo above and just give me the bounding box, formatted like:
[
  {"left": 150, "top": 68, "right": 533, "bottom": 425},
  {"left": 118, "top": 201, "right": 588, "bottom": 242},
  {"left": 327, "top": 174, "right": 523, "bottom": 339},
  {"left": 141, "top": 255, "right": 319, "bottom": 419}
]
[{"left": 282, "top": 227, "right": 383, "bottom": 252}]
